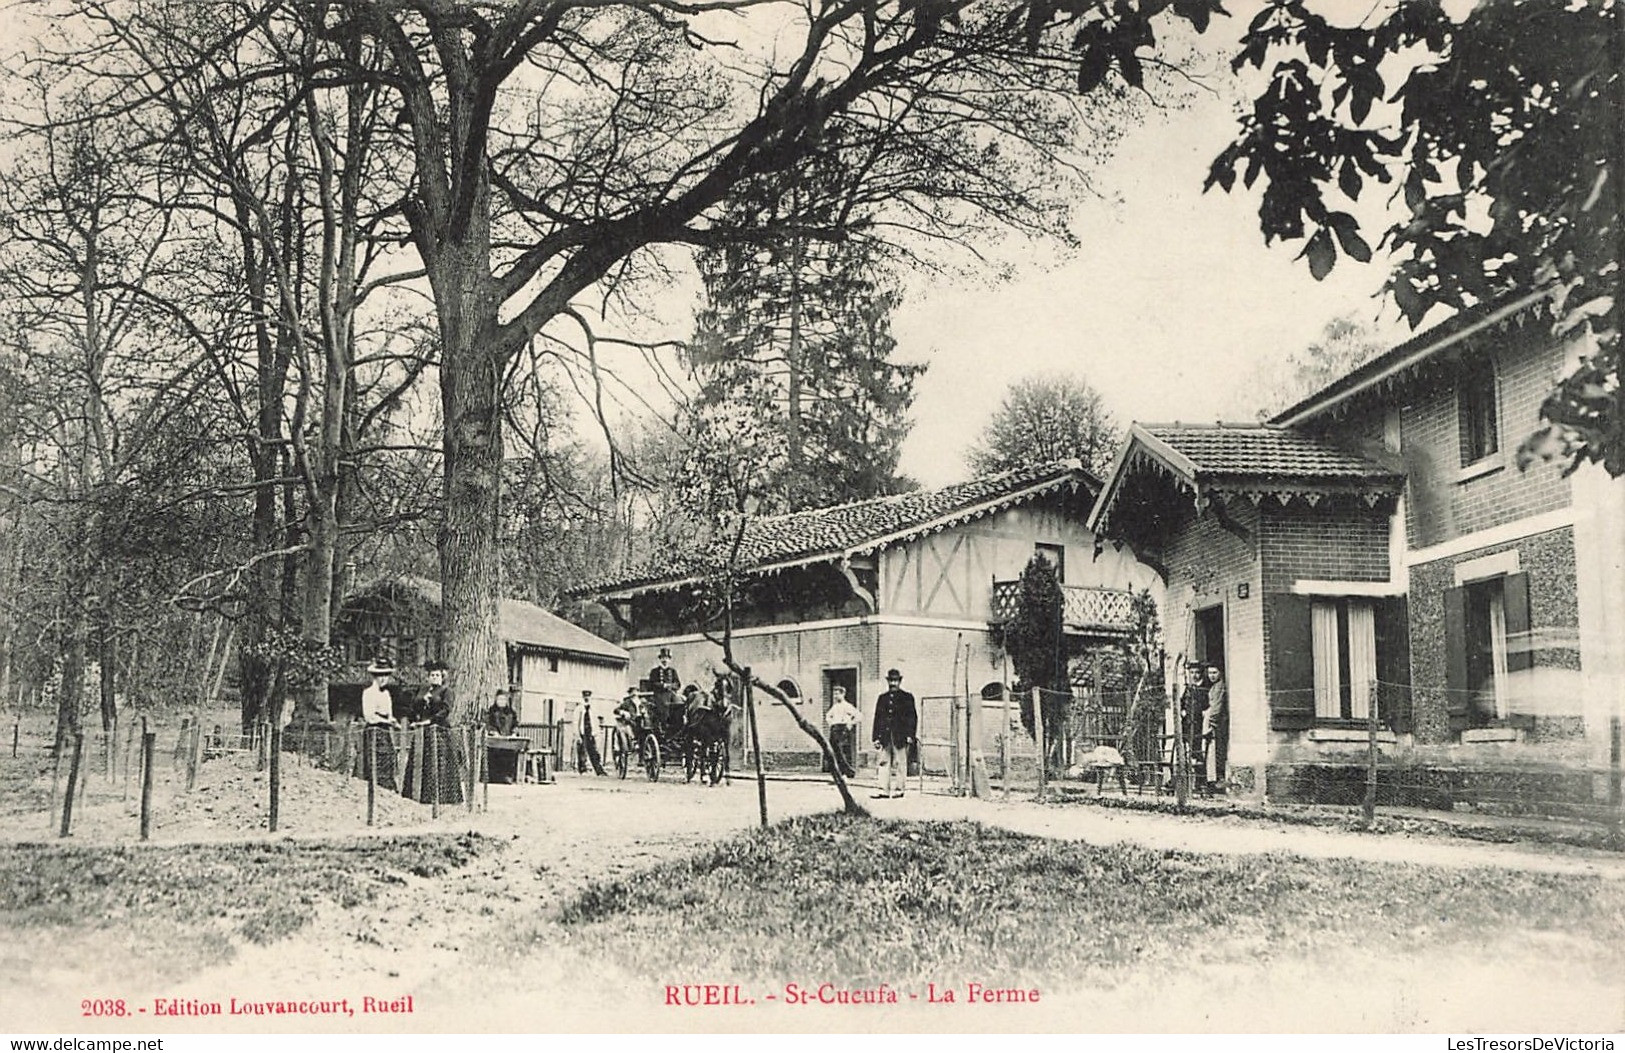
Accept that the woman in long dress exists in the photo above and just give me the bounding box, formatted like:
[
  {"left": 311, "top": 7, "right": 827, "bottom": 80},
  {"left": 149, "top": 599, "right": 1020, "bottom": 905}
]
[
  {"left": 402, "top": 659, "right": 465, "bottom": 804},
  {"left": 358, "top": 659, "right": 399, "bottom": 791}
]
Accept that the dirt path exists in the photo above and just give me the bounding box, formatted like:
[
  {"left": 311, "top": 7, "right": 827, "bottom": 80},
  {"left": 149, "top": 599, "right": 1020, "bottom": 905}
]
[{"left": 11, "top": 768, "right": 1625, "bottom": 1034}]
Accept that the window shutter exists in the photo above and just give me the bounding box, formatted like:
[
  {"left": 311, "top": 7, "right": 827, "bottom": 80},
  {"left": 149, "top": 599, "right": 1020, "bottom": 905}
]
[
  {"left": 1444, "top": 585, "right": 1469, "bottom": 729},
  {"left": 1267, "top": 593, "right": 1315, "bottom": 730},
  {"left": 1374, "top": 597, "right": 1412, "bottom": 734},
  {"left": 1502, "top": 572, "right": 1533, "bottom": 673}
]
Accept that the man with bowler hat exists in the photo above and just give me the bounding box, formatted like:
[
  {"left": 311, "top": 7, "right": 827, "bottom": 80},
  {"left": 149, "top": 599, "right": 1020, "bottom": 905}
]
[{"left": 872, "top": 668, "right": 917, "bottom": 799}]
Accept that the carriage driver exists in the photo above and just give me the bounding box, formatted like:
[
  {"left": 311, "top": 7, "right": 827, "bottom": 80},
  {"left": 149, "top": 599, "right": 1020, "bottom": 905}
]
[{"left": 647, "top": 646, "right": 682, "bottom": 733}]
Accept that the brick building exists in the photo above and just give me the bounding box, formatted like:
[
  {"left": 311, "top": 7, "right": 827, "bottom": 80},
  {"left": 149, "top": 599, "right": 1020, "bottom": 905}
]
[
  {"left": 584, "top": 462, "right": 1162, "bottom": 765},
  {"left": 1090, "top": 291, "right": 1625, "bottom": 802}
]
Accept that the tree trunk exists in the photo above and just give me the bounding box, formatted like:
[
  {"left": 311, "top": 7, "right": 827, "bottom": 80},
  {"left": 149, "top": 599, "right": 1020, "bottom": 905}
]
[{"left": 438, "top": 291, "right": 510, "bottom": 725}]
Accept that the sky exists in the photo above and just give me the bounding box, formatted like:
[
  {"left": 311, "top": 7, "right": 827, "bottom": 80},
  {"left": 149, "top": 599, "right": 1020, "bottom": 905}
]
[{"left": 889, "top": 70, "right": 1402, "bottom": 489}]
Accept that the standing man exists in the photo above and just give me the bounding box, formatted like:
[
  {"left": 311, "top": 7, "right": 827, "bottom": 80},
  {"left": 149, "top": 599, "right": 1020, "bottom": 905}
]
[
  {"left": 1203, "top": 664, "right": 1228, "bottom": 792},
  {"left": 824, "top": 685, "right": 861, "bottom": 778},
  {"left": 576, "top": 689, "right": 607, "bottom": 776},
  {"left": 872, "top": 669, "right": 917, "bottom": 799},
  {"left": 647, "top": 647, "right": 682, "bottom": 734}
]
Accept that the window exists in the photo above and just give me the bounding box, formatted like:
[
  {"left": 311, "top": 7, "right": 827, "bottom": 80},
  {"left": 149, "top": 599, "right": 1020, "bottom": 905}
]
[
  {"left": 1310, "top": 598, "right": 1377, "bottom": 720},
  {"left": 1458, "top": 364, "right": 1499, "bottom": 466},
  {"left": 1035, "top": 543, "right": 1066, "bottom": 583},
  {"left": 1444, "top": 572, "right": 1531, "bottom": 733}
]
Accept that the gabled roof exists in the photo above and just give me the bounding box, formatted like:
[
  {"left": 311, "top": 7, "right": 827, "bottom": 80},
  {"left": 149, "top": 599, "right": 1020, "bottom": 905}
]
[
  {"left": 1088, "top": 423, "right": 1403, "bottom": 537},
  {"left": 1271, "top": 288, "right": 1552, "bottom": 427},
  {"left": 348, "top": 577, "right": 628, "bottom": 664},
  {"left": 1138, "top": 423, "right": 1403, "bottom": 482},
  {"left": 586, "top": 461, "right": 1098, "bottom": 598}
]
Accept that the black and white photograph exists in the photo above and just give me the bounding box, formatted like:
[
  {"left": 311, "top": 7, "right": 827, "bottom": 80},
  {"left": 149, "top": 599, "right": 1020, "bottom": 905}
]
[{"left": 1, "top": 0, "right": 1624, "bottom": 1039}]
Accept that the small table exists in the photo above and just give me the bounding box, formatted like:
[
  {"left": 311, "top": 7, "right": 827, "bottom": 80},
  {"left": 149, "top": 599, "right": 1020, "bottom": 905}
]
[{"left": 485, "top": 735, "right": 529, "bottom": 784}]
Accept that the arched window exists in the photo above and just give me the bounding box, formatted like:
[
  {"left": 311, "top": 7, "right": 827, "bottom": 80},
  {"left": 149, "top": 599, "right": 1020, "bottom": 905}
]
[
  {"left": 776, "top": 678, "right": 802, "bottom": 701},
  {"left": 980, "top": 681, "right": 1008, "bottom": 701}
]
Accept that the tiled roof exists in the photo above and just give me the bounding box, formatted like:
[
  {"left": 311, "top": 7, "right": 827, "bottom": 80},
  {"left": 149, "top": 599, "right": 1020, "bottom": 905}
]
[
  {"left": 1140, "top": 424, "right": 1403, "bottom": 483},
  {"left": 354, "top": 578, "right": 628, "bottom": 664},
  {"left": 585, "top": 461, "right": 1096, "bottom": 597}
]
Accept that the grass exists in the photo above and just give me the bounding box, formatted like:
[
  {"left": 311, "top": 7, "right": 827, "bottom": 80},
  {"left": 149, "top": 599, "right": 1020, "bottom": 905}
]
[
  {"left": 0, "top": 833, "right": 494, "bottom": 973},
  {"left": 557, "top": 813, "right": 1625, "bottom": 988}
]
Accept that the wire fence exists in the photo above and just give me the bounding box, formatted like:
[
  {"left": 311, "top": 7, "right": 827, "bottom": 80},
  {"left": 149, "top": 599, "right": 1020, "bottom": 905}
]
[{"left": 0, "top": 707, "right": 576, "bottom": 842}]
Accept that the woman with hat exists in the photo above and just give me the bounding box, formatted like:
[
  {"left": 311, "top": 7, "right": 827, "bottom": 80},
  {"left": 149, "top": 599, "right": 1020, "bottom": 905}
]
[
  {"left": 402, "top": 659, "right": 464, "bottom": 804},
  {"left": 360, "top": 658, "right": 399, "bottom": 791}
]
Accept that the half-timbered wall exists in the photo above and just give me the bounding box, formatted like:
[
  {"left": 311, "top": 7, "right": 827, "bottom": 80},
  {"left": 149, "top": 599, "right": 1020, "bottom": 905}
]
[{"left": 877, "top": 502, "right": 1154, "bottom": 621}]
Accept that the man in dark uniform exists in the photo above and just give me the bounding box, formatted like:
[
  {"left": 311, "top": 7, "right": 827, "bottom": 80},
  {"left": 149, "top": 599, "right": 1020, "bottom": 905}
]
[
  {"left": 872, "top": 668, "right": 917, "bottom": 799},
  {"left": 647, "top": 647, "right": 682, "bottom": 734}
]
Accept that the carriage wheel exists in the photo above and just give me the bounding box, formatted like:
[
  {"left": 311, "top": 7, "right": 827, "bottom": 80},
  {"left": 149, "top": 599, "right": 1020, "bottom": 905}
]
[
  {"left": 641, "top": 735, "right": 661, "bottom": 782},
  {"left": 612, "top": 731, "right": 630, "bottom": 780},
  {"left": 706, "top": 741, "right": 727, "bottom": 786}
]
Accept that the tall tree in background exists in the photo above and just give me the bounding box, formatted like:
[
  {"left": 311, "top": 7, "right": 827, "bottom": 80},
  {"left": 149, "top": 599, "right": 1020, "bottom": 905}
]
[
  {"left": 1236, "top": 313, "right": 1388, "bottom": 421},
  {"left": 689, "top": 204, "right": 923, "bottom": 510},
  {"left": 967, "top": 373, "right": 1120, "bottom": 477},
  {"left": 1205, "top": 0, "right": 1625, "bottom": 475}
]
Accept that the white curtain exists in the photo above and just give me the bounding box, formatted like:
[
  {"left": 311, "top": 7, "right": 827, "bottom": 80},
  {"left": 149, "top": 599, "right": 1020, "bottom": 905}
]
[
  {"left": 1489, "top": 588, "right": 1510, "bottom": 719},
  {"left": 1346, "top": 601, "right": 1377, "bottom": 719},
  {"left": 1312, "top": 600, "right": 1342, "bottom": 720}
]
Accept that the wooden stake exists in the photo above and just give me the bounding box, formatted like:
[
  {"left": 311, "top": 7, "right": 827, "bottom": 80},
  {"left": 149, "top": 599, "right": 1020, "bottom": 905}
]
[
  {"left": 1032, "top": 686, "right": 1047, "bottom": 801},
  {"left": 1363, "top": 680, "right": 1380, "bottom": 828},
  {"left": 59, "top": 732, "right": 83, "bottom": 838},
  {"left": 481, "top": 727, "right": 489, "bottom": 812},
  {"left": 139, "top": 727, "right": 154, "bottom": 841},
  {"left": 429, "top": 731, "right": 440, "bottom": 820},
  {"left": 744, "top": 667, "right": 767, "bottom": 828},
  {"left": 268, "top": 726, "right": 281, "bottom": 833},
  {"left": 122, "top": 717, "right": 134, "bottom": 802}
]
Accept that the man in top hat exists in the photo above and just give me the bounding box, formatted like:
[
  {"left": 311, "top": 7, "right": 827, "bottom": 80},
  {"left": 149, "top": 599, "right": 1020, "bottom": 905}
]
[
  {"left": 646, "top": 646, "right": 682, "bottom": 734},
  {"left": 575, "top": 689, "right": 607, "bottom": 776},
  {"left": 872, "top": 668, "right": 917, "bottom": 799}
]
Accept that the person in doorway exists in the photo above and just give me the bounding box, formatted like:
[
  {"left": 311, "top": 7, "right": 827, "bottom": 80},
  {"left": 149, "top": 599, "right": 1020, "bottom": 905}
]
[
  {"left": 359, "top": 658, "right": 398, "bottom": 791},
  {"left": 576, "top": 689, "right": 607, "bottom": 776},
  {"left": 1203, "top": 664, "right": 1228, "bottom": 792},
  {"left": 824, "top": 685, "right": 860, "bottom": 778},
  {"left": 1181, "top": 663, "right": 1210, "bottom": 787},
  {"left": 871, "top": 669, "right": 917, "bottom": 799}
]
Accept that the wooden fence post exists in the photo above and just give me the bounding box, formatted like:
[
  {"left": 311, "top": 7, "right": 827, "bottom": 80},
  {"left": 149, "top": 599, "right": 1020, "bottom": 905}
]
[
  {"left": 429, "top": 731, "right": 440, "bottom": 820},
  {"left": 122, "top": 718, "right": 135, "bottom": 801},
  {"left": 1172, "top": 679, "right": 1190, "bottom": 810},
  {"left": 1001, "top": 688, "right": 1011, "bottom": 801},
  {"left": 269, "top": 726, "right": 281, "bottom": 833},
  {"left": 59, "top": 732, "right": 84, "bottom": 838},
  {"left": 744, "top": 668, "right": 767, "bottom": 829},
  {"left": 1032, "top": 686, "right": 1047, "bottom": 801},
  {"left": 186, "top": 719, "right": 201, "bottom": 791},
  {"left": 139, "top": 726, "right": 155, "bottom": 841},
  {"left": 1363, "top": 680, "right": 1380, "bottom": 828},
  {"left": 481, "top": 727, "right": 490, "bottom": 812}
]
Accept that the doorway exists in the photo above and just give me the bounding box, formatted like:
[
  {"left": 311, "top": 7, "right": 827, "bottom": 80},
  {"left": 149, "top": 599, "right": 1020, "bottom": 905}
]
[{"left": 822, "top": 667, "right": 860, "bottom": 774}]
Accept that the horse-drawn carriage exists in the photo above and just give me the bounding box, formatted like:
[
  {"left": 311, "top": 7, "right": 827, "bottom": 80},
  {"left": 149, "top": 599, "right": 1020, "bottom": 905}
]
[{"left": 611, "top": 679, "right": 732, "bottom": 786}]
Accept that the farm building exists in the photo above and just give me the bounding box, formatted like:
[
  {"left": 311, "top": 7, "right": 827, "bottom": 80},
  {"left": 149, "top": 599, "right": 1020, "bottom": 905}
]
[
  {"left": 332, "top": 576, "right": 628, "bottom": 728},
  {"left": 582, "top": 462, "right": 1164, "bottom": 769},
  {"left": 1089, "top": 290, "right": 1625, "bottom": 808}
]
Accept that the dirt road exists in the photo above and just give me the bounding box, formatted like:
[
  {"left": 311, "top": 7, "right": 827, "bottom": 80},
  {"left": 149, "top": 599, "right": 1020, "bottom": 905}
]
[{"left": 9, "top": 763, "right": 1625, "bottom": 1034}]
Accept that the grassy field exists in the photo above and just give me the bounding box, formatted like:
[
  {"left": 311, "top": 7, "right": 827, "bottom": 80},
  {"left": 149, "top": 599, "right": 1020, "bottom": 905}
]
[
  {"left": 0, "top": 834, "right": 495, "bottom": 983},
  {"left": 557, "top": 813, "right": 1625, "bottom": 988}
]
